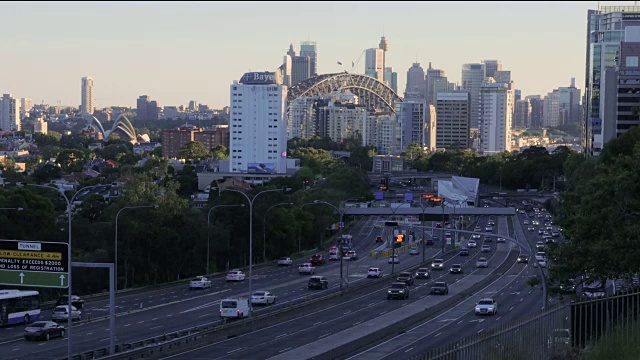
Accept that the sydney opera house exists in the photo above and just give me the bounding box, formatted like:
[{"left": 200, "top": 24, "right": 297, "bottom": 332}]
[{"left": 88, "top": 114, "right": 150, "bottom": 144}]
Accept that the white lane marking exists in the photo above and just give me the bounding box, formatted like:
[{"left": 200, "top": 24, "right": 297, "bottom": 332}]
[
  {"left": 124, "top": 324, "right": 131, "bottom": 327},
  {"left": 510, "top": 306, "right": 515, "bottom": 311},
  {"left": 278, "top": 347, "right": 292, "bottom": 353},
  {"left": 99, "top": 338, "right": 109, "bottom": 342},
  {"left": 12, "top": 348, "right": 20, "bottom": 351},
  {"left": 477, "top": 329, "right": 484, "bottom": 333},
  {"left": 344, "top": 310, "right": 352, "bottom": 315},
  {"left": 275, "top": 333, "right": 288, "bottom": 339},
  {"left": 353, "top": 321, "right": 362, "bottom": 325},
  {"left": 434, "top": 332, "right": 441, "bottom": 337},
  {"left": 0, "top": 339, "right": 21, "bottom": 345},
  {"left": 86, "top": 332, "right": 93, "bottom": 335},
  {"left": 319, "top": 333, "right": 331, "bottom": 338},
  {"left": 152, "top": 318, "right": 158, "bottom": 321},
  {"left": 198, "top": 314, "right": 209, "bottom": 319},
  {"left": 227, "top": 348, "right": 243, "bottom": 354},
  {"left": 150, "top": 325, "right": 163, "bottom": 330},
  {"left": 313, "top": 321, "right": 323, "bottom": 326},
  {"left": 138, "top": 321, "right": 144, "bottom": 324},
  {"left": 404, "top": 347, "right": 415, "bottom": 353},
  {"left": 179, "top": 289, "right": 232, "bottom": 313}
]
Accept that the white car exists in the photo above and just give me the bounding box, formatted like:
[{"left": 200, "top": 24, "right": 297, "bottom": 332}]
[
  {"left": 189, "top": 276, "right": 212, "bottom": 289},
  {"left": 471, "top": 234, "right": 481, "bottom": 240},
  {"left": 523, "top": 220, "right": 530, "bottom": 225},
  {"left": 52, "top": 305, "right": 82, "bottom": 322},
  {"left": 277, "top": 257, "right": 292, "bottom": 266},
  {"left": 481, "top": 244, "right": 491, "bottom": 253},
  {"left": 367, "top": 267, "right": 383, "bottom": 278},
  {"left": 467, "top": 240, "right": 477, "bottom": 248},
  {"left": 528, "top": 226, "right": 535, "bottom": 231},
  {"left": 431, "top": 259, "right": 445, "bottom": 270},
  {"left": 536, "top": 241, "right": 545, "bottom": 250},
  {"left": 496, "top": 237, "right": 506, "bottom": 243},
  {"left": 298, "top": 263, "right": 315, "bottom": 275},
  {"left": 225, "top": 270, "right": 246, "bottom": 282},
  {"left": 388, "top": 255, "right": 400, "bottom": 264},
  {"left": 251, "top": 291, "right": 276, "bottom": 305},
  {"left": 408, "top": 248, "right": 419, "bottom": 255},
  {"left": 485, "top": 226, "right": 493, "bottom": 232},
  {"left": 474, "top": 226, "right": 481, "bottom": 232},
  {"left": 475, "top": 298, "right": 498, "bottom": 315},
  {"left": 537, "top": 259, "right": 547, "bottom": 268},
  {"left": 343, "top": 250, "right": 358, "bottom": 260},
  {"left": 329, "top": 252, "right": 339, "bottom": 261},
  {"left": 535, "top": 252, "right": 546, "bottom": 261}
]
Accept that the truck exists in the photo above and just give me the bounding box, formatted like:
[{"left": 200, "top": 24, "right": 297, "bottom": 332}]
[{"left": 219, "top": 298, "right": 250, "bottom": 319}]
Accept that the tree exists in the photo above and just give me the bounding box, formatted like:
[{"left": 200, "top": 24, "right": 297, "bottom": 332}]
[
  {"left": 210, "top": 145, "right": 229, "bottom": 160},
  {"left": 32, "top": 163, "right": 62, "bottom": 183},
  {"left": 178, "top": 141, "right": 211, "bottom": 160},
  {"left": 33, "top": 133, "right": 60, "bottom": 148},
  {"left": 56, "top": 149, "right": 86, "bottom": 172}
]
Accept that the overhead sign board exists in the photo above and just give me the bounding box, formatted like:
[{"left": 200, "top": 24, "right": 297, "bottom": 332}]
[{"left": 0, "top": 240, "right": 69, "bottom": 288}]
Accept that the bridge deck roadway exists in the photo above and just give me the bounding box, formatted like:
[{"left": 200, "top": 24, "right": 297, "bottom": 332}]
[{"left": 343, "top": 207, "right": 516, "bottom": 216}]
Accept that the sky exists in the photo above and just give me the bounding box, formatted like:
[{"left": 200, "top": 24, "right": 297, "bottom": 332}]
[{"left": 0, "top": 1, "right": 627, "bottom": 109}]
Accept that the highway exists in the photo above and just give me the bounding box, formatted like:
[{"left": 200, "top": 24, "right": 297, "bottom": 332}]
[
  {"left": 0, "top": 215, "right": 440, "bottom": 360},
  {"left": 347, "top": 205, "right": 556, "bottom": 359},
  {"left": 155, "top": 216, "right": 507, "bottom": 359}
]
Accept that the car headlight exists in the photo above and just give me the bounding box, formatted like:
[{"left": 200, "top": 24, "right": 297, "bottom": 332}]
[
  {"left": 398, "top": 290, "right": 404, "bottom": 293},
  {"left": 475, "top": 307, "right": 481, "bottom": 311}
]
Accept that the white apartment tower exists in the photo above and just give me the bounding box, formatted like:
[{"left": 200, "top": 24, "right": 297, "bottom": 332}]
[
  {"left": 0, "top": 94, "right": 21, "bottom": 131},
  {"left": 81, "top": 76, "right": 95, "bottom": 115},
  {"left": 436, "top": 92, "right": 471, "bottom": 149},
  {"left": 461, "top": 63, "right": 486, "bottom": 128},
  {"left": 480, "top": 79, "right": 513, "bottom": 153},
  {"left": 229, "top": 72, "right": 288, "bottom": 174}
]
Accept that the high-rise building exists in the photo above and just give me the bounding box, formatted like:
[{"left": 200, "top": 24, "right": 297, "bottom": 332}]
[
  {"left": 320, "top": 102, "right": 369, "bottom": 144},
  {"left": 611, "top": 41, "right": 640, "bottom": 139},
  {"left": 365, "top": 48, "right": 385, "bottom": 81},
  {"left": 229, "top": 71, "right": 288, "bottom": 174},
  {"left": 426, "top": 63, "right": 449, "bottom": 106},
  {"left": 461, "top": 63, "right": 486, "bottom": 128},
  {"left": 480, "top": 79, "right": 513, "bottom": 153},
  {"left": 81, "top": 76, "right": 95, "bottom": 116},
  {"left": 436, "top": 91, "right": 471, "bottom": 149},
  {"left": 514, "top": 89, "right": 522, "bottom": 101},
  {"left": 0, "top": 94, "right": 21, "bottom": 131},
  {"left": 137, "top": 95, "right": 150, "bottom": 120},
  {"left": 482, "top": 60, "right": 502, "bottom": 78},
  {"left": 34, "top": 117, "right": 47, "bottom": 135},
  {"left": 285, "top": 43, "right": 313, "bottom": 86},
  {"left": 20, "top": 98, "right": 33, "bottom": 115},
  {"left": 543, "top": 91, "right": 561, "bottom": 127},
  {"left": 396, "top": 95, "right": 428, "bottom": 150},
  {"left": 405, "top": 63, "right": 426, "bottom": 98},
  {"left": 384, "top": 67, "right": 398, "bottom": 93},
  {"left": 188, "top": 100, "right": 198, "bottom": 111},
  {"left": 556, "top": 78, "right": 582, "bottom": 124},
  {"left": 513, "top": 99, "right": 531, "bottom": 129},
  {"left": 300, "top": 41, "right": 318, "bottom": 76},
  {"left": 526, "top": 95, "right": 544, "bottom": 128},
  {"left": 584, "top": 5, "right": 640, "bottom": 156}
]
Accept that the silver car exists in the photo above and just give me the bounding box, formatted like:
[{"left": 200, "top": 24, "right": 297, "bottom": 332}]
[{"left": 51, "top": 305, "right": 82, "bottom": 322}]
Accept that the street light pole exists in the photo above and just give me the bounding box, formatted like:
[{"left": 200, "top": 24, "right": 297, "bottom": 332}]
[
  {"left": 0, "top": 207, "right": 24, "bottom": 211},
  {"left": 418, "top": 200, "right": 428, "bottom": 263},
  {"left": 115, "top": 205, "right": 157, "bottom": 290},
  {"left": 262, "top": 202, "right": 293, "bottom": 262},
  {"left": 310, "top": 200, "right": 349, "bottom": 290},
  {"left": 27, "top": 183, "right": 103, "bottom": 360},
  {"left": 441, "top": 201, "right": 445, "bottom": 254},
  {"left": 207, "top": 204, "right": 245, "bottom": 275},
  {"left": 215, "top": 187, "right": 290, "bottom": 315}
]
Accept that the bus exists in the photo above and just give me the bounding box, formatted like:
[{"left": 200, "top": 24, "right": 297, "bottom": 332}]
[{"left": 0, "top": 290, "right": 40, "bottom": 326}]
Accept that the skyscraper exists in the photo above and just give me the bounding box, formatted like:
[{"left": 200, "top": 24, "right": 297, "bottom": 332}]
[
  {"left": 0, "top": 94, "right": 21, "bottom": 131},
  {"left": 405, "top": 63, "right": 426, "bottom": 98},
  {"left": 229, "top": 71, "right": 288, "bottom": 174},
  {"left": 461, "top": 63, "right": 486, "bottom": 128},
  {"left": 426, "top": 63, "right": 449, "bottom": 106},
  {"left": 299, "top": 41, "right": 318, "bottom": 76},
  {"left": 482, "top": 60, "right": 502, "bottom": 78},
  {"left": 584, "top": 5, "right": 640, "bottom": 156},
  {"left": 526, "top": 95, "right": 544, "bottom": 128},
  {"left": 556, "top": 78, "right": 581, "bottom": 124},
  {"left": 436, "top": 92, "right": 471, "bottom": 149},
  {"left": 365, "top": 48, "right": 385, "bottom": 81},
  {"left": 285, "top": 43, "right": 313, "bottom": 86},
  {"left": 81, "top": 76, "right": 95, "bottom": 116},
  {"left": 480, "top": 79, "right": 513, "bottom": 153},
  {"left": 384, "top": 67, "right": 398, "bottom": 93},
  {"left": 137, "top": 95, "right": 150, "bottom": 120},
  {"left": 513, "top": 99, "right": 531, "bottom": 129},
  {"left": 396, "top": 94, "right": 428, "bottom": 151}
]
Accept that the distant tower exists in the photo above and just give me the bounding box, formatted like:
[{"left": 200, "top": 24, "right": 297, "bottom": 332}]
[
  {"left": 81, "top": 76, "right": 95, "bottom": 116},
  {"left": 379, "top": 36, "right": 389, "bottom": 82}
]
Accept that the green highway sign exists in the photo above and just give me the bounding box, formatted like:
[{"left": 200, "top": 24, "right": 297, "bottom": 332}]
[
  {"left": 0, "top": 270, "right": 67, "bottom": 288},
  {"left": 0, "top": 239, "right": 69, "bottom": 288}
]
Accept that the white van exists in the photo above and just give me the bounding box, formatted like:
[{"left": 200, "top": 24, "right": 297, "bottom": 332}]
[{"left": 219, "top": 298, "right": 250, "bottom": 319}]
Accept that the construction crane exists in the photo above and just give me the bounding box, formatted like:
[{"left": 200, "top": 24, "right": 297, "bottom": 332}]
[{"left": 349, "top": 50, "right": 366, "bottom": 74}]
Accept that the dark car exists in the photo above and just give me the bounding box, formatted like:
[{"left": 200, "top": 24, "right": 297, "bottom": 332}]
[
  {"left": 415, "top": 268, "right": 430, "bottom": 279},
  {"left": 375, "top": 236, "right": 384, "bottom": 243},
  {"left": 559, "top": 279, "right": 577, "bottom": 294},
  {"left": 449, "top": 264, "right": 463, "bottom": 274},
  {"left": 307, "top": 276, "right": 328, "bottom": 290},
  {"left": 396, "top": 272, "right": 415, "bottom": 286},
  {"left": 310, "top": 254, "right": 325, "bottom": 266},
  {"left": 483, "top": 236, "right": 493, "bottom": 243},
  {"left": 459, "top": 248, "right": 470, "bottom": 256},
  {"left": 56, "top": 295, "right": 84, "bottom": 310},
  {"left": 24, "top": 321, "right": 65, "bottom": 341},
  {"left": 387, "top": 282, "right": 410, "bottom": 300},
  {"left": 425, "top": 238, "right": 434, "bottom": 246},
  {"left": 430, "top": 281, "right": 449, "bottom": 295},
  {"left": 517, "top": 254, "right": 529, "bottom": 264}
]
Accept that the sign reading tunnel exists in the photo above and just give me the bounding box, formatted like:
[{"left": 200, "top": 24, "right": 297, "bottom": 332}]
[{"left": 0, "top": 240, "right": 69, "bottom": 288}]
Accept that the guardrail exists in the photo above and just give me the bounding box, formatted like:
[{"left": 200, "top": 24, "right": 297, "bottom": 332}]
[{"left": 60, "top": 249, "right": 459, "bottom": 360}]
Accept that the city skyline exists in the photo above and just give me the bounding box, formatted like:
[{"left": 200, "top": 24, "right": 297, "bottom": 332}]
[{"left": 0, "top": 1, "right": 615, "bottom": 109}]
